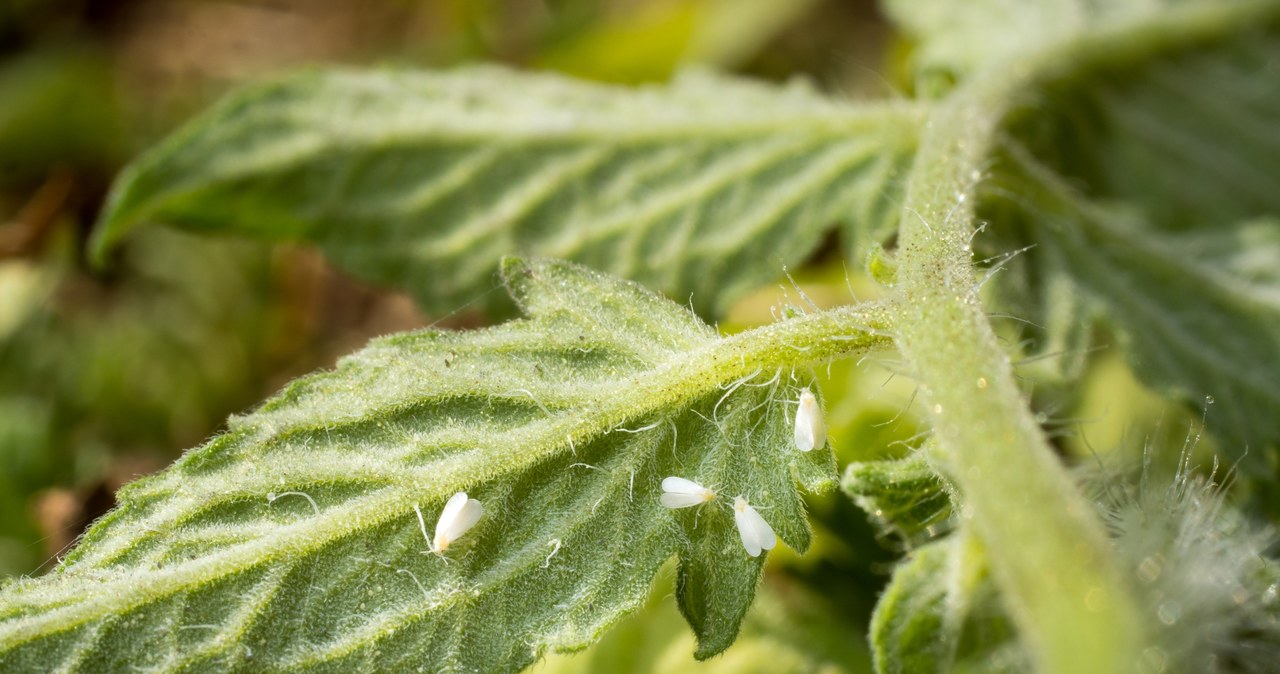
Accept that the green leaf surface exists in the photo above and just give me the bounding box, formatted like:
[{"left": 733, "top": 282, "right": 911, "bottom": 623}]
[
  {"left": 975, "top": 11, "right": 1280, "bottom": 462},
  {"left": 885, "top": 0, "right": 1215, "bottom": 90},
  {"left": 842, "top": 451, "right": 952, "bottom": 545},
  {"left": 90, "top": 67, "right": 923, "bottom": 317},
  {"left": 0, "top": 258, "right": 890, "bottom": 672},
  {"left": 985, "top": 144, "right": 1280, "bottom": 467},
  {"left": 1017, "top": 26, "right": 1280, "bottom": 231},
  {"left": 870, "top": 539, "right": 955, "bottom": 674},
  {"left": 869, "top": 535, "right": 1021, "bottom": 674}
]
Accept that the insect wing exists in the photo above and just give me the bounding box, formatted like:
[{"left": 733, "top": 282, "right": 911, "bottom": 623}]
[
  {"left": 661, "top": 476, "right": 706, "bottom": 495},
  {"left": 733, "top": 499, "right": 776, "bottom": 557},
  {"left": 661, "top": 492, "right": 707, "bottom": 508},
  {"left": 435, "top": 491, "right": 471, "bottom": 541},
  {"left": 745, "top": 506, "right": 777, "bottom": 553},
  {"left": 794, "top": 389, "right": 826, "bottom": 452},
  {"left": 444, "top": 498, "right": 484, "bottom": 542}
]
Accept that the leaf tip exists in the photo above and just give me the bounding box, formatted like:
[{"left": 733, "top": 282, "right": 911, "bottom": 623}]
[
  {"left": 692, "top": 641, "right": 725, "bottom": 661},
  {"left": 87, "top": 179, "right": 137, "bottom": 269},
  {"left": 498, "top": 255, "right": 539, "bottom": 310},
  {"left": 88, "top": 154, "right": 167, "bottom": 269},
  {"left": 499, "top": 255, "right": 532, "bottom": 284}
]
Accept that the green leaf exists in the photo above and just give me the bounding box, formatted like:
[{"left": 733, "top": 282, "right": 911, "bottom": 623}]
[
  {"left": 90, "top": 67, "right": 923, "bottom": 316},
  {"left": 885, "top": 0, "right": 1216, "bottom": 92},
  {"left": 674, "top": 503, "right": 767, "bottom": 659},
  {"left": 0, "top": 258, "right": 889, "bottom": 671},
  {"left": 870, "top": 539, "right": 955, "bottom": 673},
  {"left": 870, "top": 535, "right": 1021, "bottom": 674},
  {"left": 842, "top": 451, "right": 952, "bottom": 544},
  {"left": 984, "top": 150, "right": 1280, "bottom": 467},
  {"left": 975, "top": 13, "right": 1280, "bottom": 463},
  {"left": 996, "top": 15, "right": 1280, "bottom": 232}
]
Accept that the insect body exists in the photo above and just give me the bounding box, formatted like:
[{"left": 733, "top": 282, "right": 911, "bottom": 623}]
[
  {"left": 660, "top": 476, "right": 717, "bottom": 508},
  {"left": 794, "top": 387, "right": 826, "bottom": 452},
  {"left": 432, "top": 491, "right": 484, "bottom": 554},
  {"left": 733, "top": 496, "right": 776, "bottom": 557}
]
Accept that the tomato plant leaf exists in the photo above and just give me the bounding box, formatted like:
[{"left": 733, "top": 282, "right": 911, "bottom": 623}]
[
  {"left": 886, "top": 0, "right": 1218, "bottom": 92},
  {"left": 0, "top": 257, "right": 889, "bottom": 672},
  {"left": 90, "top": 67, "right": 922, "bottom": 317},
  {"left": 984, "top": 149, "right": 1280, "bottom": 467},
  {"left": 842, "top": 452, "right": 952, "bottom": 545},
  {"left": 870, "top": 539, "right": 956, "bottom": 674},
  {"left": 968, "top": 14, "right": 1280, "bottom": 464},
  {"left": 869, "top": 535, "right": 1020, "bottom": 674}
]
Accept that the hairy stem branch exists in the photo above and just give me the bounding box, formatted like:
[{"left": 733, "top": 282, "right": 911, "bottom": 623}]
[{"left": 891, "top": 2, "right": 1280, "bottom": 671}]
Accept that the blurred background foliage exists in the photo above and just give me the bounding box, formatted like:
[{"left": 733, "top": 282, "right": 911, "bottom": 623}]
[{"left": 0, "top": 1, "right": 1229, "bottom": 670}]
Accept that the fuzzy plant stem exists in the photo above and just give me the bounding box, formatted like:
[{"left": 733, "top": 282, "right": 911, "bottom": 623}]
[
  {"left": 890, "top": 3, "right": 1280, "bottom": 671},
  {"left": 894, "top": 95, "right": 1147, "bottom": 674}
]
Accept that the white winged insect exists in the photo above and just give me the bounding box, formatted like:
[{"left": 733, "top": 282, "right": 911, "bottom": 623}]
[
  {"left": 733, "top": 496, "right": 776, "bottom": 557},
  {"left": 794, "top": 387, "right": 826, "bottom": 452},
  {"left": 660, "top": 476, "right": 717, "bottom": 508},
  {"left": 427, "top": 491, "right": 484, "bottom": 555}
]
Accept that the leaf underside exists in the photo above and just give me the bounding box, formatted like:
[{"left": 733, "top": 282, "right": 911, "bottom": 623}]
[
  {"left": 91, "top": 67, "right": 922, "bottom": 317},
  {"left": 0, "top": 258, "right": 839, "bottom": 672},
  {"left": 886, "top": 0, "right": 1217, "bottom": 90},
  {"left": 983, "top": 20, "right": 1280, "bottom": 463}
]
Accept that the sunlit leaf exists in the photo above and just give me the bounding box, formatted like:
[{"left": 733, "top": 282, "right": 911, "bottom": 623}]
[{"left": 0, "top": 258, "right": 887, "bottom": 671}]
